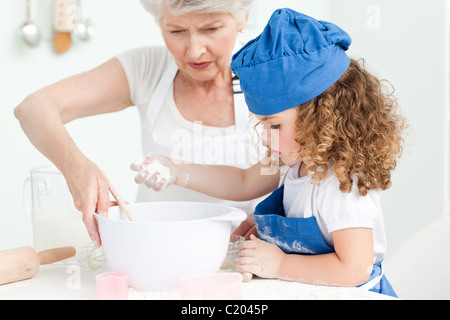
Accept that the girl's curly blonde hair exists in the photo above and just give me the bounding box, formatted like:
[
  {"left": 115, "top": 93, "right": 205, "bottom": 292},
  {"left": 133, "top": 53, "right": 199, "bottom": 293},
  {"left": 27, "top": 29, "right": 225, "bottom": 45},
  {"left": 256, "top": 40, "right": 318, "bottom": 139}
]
[{"left": 296, "top": 59, "right": 407, "bottom": 196}]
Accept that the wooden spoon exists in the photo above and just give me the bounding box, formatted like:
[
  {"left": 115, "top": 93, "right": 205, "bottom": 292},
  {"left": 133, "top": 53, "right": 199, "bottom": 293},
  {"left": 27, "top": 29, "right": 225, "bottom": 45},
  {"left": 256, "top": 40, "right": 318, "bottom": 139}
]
[{"left": 101, "top": 171, "right": 136, "bottom": 222}]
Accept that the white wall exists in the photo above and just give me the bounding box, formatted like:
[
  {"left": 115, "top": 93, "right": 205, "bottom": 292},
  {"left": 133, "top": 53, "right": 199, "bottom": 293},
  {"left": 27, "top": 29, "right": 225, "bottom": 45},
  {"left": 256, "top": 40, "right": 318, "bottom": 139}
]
[{"left": 330, "top": 0, "right": 450, "bottom": 256}]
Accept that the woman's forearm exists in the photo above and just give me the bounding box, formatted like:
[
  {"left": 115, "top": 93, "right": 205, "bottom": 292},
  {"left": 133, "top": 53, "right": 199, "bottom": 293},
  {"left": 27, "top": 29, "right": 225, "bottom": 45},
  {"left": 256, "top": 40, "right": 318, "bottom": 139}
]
[
  {"left": 14, "top": 87, "right": 123, "bottom": 247},
  {"left": 14, "top": 58, "right": 131, "bottom": 175},
  {"left": 14, "top": 91, "right": 87, "bottom": 175}
]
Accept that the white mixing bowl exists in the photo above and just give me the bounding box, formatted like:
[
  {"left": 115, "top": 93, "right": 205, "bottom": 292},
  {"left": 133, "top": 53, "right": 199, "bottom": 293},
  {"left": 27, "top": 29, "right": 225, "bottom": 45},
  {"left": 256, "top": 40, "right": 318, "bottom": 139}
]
[{"left": 95, "top": 202, "right": 246, "bottom": 292}]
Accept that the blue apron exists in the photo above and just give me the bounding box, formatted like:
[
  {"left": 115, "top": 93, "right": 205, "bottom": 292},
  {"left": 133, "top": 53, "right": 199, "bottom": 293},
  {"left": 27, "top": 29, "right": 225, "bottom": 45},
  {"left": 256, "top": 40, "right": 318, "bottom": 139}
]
[{"left": 253, "top": 185, "right": 397, "bottom": 298}]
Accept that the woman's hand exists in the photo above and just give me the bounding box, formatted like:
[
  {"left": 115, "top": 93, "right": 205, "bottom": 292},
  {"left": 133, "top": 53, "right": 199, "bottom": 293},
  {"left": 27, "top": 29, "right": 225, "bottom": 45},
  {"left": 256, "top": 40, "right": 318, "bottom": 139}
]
[
  {"left": 63, "top": 158, "right": 116, "bottom": 248},
  {"left": 236, "top": 235, "right": 285, "bottom": 279},
  {"left": 14, "top": 58, "right": 133, "bottom": 248},
  {"left": 130, "top": 154, "right": 189, "bottom": 191},
  {"left": 232, "top": 214, "right": 258, "bottom": 240}
]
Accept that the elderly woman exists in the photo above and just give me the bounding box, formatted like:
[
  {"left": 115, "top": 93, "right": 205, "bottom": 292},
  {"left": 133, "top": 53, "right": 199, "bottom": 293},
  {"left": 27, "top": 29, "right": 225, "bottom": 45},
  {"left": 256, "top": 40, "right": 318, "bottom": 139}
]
[{"left": 14, "top": 0, "right": 257, "bottom": 248}]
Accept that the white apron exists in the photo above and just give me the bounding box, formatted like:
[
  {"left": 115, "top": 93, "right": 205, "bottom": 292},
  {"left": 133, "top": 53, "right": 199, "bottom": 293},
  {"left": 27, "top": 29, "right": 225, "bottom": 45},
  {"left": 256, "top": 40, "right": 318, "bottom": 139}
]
[{"left": 136, "top": 61, "right": 261, "bottom": 214}]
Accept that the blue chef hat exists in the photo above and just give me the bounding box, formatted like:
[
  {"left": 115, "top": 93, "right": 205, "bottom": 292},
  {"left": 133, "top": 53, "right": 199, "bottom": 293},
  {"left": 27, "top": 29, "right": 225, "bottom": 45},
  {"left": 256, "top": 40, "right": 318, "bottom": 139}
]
[{"left": 231, "top": 8, "right": 352, "bottom": 116}]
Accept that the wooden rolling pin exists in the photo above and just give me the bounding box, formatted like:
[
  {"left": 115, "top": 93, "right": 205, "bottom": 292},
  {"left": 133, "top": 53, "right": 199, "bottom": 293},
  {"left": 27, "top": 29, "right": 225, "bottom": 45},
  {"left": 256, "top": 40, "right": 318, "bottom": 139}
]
[{"left": 0, "top": 246, "right": 76, "bottom": 285}]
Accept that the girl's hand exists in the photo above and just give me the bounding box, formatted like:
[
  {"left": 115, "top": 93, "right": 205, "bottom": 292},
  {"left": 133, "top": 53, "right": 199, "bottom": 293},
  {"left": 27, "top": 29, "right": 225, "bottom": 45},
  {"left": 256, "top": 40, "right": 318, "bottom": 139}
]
[
  {"left": 232, "top": 214, "right": 258, "bottom": 240},
  {"left": 130, "top": 154, "right": 188, "bottom": 191},
  {"left": 236, "top": 234, "right": 285, "bottom": 279}
]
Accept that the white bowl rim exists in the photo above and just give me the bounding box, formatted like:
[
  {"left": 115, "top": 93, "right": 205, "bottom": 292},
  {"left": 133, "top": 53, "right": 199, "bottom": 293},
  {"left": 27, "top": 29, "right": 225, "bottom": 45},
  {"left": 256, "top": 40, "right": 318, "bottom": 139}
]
[{"left": 95, "top": 201, "right": 246, "bottom": 225}]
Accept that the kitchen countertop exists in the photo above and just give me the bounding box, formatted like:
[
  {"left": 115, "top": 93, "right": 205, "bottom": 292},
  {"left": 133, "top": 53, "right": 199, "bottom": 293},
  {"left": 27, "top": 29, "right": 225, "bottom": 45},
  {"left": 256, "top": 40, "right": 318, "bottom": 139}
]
[{"left": 0, "top": 263, "right": 394, "bottom": 300}]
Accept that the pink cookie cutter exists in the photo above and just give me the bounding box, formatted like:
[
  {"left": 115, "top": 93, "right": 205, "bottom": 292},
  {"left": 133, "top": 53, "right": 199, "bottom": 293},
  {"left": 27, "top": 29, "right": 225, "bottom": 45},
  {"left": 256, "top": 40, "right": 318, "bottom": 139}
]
[
  {"left": 181, "top": 273, "right": 243, "bottom": 300},
  {"left": 96, "top": 271, "right": 129, "bottom": 300}
]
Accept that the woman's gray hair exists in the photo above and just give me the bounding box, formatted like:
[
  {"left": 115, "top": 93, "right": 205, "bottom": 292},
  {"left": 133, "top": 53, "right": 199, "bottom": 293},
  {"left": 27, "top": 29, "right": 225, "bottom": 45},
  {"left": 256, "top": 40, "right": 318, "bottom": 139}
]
[{"left": 140, "top": 0, "right": 254, "bottom": 22}]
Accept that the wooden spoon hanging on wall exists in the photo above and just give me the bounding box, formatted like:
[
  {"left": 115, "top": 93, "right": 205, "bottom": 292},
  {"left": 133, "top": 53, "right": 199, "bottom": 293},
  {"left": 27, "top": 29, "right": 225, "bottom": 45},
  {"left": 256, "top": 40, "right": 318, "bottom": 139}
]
[{"left": 53, "top": 0, "right": 74, "bottom": 53}]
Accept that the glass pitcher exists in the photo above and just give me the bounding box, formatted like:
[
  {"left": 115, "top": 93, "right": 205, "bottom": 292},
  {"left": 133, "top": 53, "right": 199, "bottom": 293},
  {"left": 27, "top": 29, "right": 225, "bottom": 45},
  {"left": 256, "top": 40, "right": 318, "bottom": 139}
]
[{"left": 24, "top": 166, "right": 92, "bottom": 259}]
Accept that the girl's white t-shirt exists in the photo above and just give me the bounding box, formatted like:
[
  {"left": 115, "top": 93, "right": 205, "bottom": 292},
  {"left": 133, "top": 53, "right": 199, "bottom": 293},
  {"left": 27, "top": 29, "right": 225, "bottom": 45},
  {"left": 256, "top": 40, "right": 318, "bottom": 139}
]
[{"left": 283, "top": 162, "right": 387, "bottom": 263}]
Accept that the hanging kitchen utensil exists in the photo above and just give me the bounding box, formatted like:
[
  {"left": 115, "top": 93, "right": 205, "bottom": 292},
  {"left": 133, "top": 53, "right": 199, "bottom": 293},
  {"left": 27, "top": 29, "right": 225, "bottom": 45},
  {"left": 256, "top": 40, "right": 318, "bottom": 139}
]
[
  {"left": 73, "top": 0, "right": 95, "bottom": 41},
  {"left": 20, "top": 0, "right": 41, "bottom": 47},
  {"left": 0, "top": 246, "right": 76, "bottom": 285},
  {"left": 53, "top": 0, "right": 74, "bottom": 53}
]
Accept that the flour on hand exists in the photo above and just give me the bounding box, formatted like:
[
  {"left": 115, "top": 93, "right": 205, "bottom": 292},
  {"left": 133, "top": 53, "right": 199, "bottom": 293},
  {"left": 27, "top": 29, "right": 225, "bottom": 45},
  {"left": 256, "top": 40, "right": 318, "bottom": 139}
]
[{"left": 133, "top": 157, "right": 174, "bottom": 190}]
